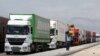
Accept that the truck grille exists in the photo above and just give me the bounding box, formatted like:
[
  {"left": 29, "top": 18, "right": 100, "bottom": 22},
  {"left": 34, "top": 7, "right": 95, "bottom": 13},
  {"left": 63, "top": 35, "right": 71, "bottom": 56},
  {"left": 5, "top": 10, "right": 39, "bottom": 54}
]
[
  {"left": 8, "top": 38, "right": 25, "bottom": 45},
  {"left": 11, "top": 47, "right": 21, "bottom": 52}
]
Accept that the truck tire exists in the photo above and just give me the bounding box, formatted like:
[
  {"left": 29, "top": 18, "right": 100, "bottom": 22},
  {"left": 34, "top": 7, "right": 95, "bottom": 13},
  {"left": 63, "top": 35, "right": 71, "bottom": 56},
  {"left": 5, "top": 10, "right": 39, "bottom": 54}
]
[
  {"left": 42, "top": 44, "right": 48, "bottom": 51},
  {"left": 30, "top": 44, "right": 35, "bottom": 53},
  {"left": 6, "top": 52, "right": 10, "bottom": 55},
  {"left": 56, "top": 42, "right": 59, "bottom": 49}
]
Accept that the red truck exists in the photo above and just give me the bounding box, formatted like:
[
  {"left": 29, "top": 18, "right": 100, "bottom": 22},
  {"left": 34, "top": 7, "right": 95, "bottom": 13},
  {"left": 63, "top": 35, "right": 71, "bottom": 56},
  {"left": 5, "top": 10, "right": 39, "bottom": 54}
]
[
  {"left": 86, "top": 31, "right": 92, "bottom": 43},
  {"left": 91, "top": 32, "right": 96, "bottom": 42},
  {"left": 69, "top": 28, "right": 80, "bottom": 45},
  {"left": 0, "top": 17, "right": 8, "bottom": 51},
  {"left": 73, "top": 28, "right": 80, "bottom": 45}
]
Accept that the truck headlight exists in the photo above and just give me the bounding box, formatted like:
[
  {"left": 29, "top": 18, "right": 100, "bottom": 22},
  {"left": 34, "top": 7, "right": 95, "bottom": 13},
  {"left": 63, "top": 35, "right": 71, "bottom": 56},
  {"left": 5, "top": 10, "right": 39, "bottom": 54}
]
[
  {"left": 5, "top": 46, "right": 9, "bottom": 49},
  {"left": 24, "top": 39, "right": 29, "bottom": 43},
  {"left": 5, "top": 38, "right": 8, "bottom": 43},
  {"left": 23, "top": 47, "right": 28, "bottom": 49}
]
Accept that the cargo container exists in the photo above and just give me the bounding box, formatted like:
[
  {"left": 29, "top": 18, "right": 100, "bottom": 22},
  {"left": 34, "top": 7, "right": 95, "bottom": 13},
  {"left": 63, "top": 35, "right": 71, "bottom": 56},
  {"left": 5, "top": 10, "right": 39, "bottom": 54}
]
[
  {"left": 0, "top": 17, "right": 8, "bottom": 51},
  {"left": 5, "top": 14, "right": 50, "bottom": 54},
  {"left": 91, "top": 32, "right": 96, "bottom": 42},
  {"left": 49, "top": 20, "right": 66, "bottom": 49},
  {"left": 86, "top": 31, "right": 91, "bottom": 43},
  {"left": 79, "top": 30, "right": 96, "bottom": 44},
  {"left": 79, "top": 29, "right": 87, "bottom": 44}
]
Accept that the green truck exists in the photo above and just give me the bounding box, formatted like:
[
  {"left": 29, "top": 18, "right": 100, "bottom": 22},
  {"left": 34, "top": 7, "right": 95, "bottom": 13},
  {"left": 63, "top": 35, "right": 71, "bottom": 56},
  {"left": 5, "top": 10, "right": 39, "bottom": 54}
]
[{"left": 5, "top": 14, "right": 50, "bottom": 54}]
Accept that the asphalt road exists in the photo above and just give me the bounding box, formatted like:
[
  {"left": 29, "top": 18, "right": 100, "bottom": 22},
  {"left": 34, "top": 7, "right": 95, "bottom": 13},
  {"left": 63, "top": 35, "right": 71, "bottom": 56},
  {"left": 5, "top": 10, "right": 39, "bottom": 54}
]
[
  {"left": 0, "top": 42, "right": 98, "bottom": 56},
  {"left": 0, "top": 52, "right": 24, "bottom": 56},
  {"left": 68, "top": 44, "right": 100, "bottom": 56}
]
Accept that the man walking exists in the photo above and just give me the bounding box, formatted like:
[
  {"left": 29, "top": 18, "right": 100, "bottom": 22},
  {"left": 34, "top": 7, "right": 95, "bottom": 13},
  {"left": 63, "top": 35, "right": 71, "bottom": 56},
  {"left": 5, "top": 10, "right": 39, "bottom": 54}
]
[{"left": 65, "top": 31, "right": 72, "bottom": 50}]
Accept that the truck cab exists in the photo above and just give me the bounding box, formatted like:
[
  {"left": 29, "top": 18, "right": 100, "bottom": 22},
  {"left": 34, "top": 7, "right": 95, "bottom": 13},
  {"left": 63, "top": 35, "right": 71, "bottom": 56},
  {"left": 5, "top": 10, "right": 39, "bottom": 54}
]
[
  {"left": 49, "top": 20, "right": 66, "bottom": 49},
  {"left": 5, "top": 15, "right": 32, "bottom": 54},
  {"left": 49, "top": 20, "right": 58, "bottom": 49}
]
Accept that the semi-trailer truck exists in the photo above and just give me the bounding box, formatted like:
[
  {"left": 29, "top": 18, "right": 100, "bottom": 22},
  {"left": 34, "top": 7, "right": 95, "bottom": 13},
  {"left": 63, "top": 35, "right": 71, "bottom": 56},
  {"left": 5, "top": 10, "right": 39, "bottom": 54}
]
[
  {"left": 49, "top": 20, "right": 66, "bottom": 49},
  {"left": 0, "top": 17, "right": 8, "bottom": 51},
  {"left": 5, "top": 14, "right": 50, "bottom": 54}
]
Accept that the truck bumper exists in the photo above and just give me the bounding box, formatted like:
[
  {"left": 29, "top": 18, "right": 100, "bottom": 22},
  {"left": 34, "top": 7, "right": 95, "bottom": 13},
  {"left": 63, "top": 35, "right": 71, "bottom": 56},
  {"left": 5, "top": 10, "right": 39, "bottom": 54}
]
[
  {"left": 5, "top": 43, "right": 31, "bottom": 52},
  {"left": 49, "top": 42, "right": 56, "bottom": 49}
]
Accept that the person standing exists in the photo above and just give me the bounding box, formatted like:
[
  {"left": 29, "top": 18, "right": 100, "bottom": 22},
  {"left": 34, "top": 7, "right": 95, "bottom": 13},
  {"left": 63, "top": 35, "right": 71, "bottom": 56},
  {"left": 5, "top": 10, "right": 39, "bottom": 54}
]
[{"left": 65, "top": 31, "right": 72, "bottom": 50}]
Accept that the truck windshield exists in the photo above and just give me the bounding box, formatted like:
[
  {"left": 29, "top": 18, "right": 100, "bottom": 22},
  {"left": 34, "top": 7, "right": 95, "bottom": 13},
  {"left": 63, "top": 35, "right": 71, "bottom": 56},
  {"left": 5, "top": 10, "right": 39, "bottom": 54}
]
[
  {"left": 7, "top": 25, "right": 29, "bottom": 35},
  {"left": 96, "top": 36, "right": 100, "bottom": 38},
  {"left": 50, "top": 28, "right": 58, "bottom": 36},
  {"left": 50, "top": 29, "right": 55, "bottom": 36}
]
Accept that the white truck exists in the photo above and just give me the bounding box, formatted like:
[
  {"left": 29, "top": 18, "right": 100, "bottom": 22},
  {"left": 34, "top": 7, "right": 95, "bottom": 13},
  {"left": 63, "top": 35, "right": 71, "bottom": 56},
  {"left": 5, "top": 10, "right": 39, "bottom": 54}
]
[
  {"left": 96, "top": 34, "right": 100, "bottom": 42},
  {"left": 5, "top": 14, "right": 50, "bottom": 54},
  {"left": 49, "top": 20, "right": 66, "bottom": 49}
]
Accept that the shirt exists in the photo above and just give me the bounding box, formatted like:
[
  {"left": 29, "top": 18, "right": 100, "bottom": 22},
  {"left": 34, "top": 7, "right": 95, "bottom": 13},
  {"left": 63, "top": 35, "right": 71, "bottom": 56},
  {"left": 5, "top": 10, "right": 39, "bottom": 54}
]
[{"left": 65, "top": 35, "right": 72, "bottom": 42}]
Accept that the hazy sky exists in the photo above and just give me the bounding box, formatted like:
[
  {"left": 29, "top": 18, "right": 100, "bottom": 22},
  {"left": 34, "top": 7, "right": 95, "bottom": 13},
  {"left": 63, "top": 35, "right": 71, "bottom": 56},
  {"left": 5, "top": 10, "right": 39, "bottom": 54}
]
[{"left": 0, "top": 0, "right": 100, "bottom": 33}]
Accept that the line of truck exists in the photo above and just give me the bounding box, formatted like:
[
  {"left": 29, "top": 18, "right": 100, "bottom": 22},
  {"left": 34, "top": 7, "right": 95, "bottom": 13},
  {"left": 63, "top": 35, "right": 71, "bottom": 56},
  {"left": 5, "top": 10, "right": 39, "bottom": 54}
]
[
  {"left": 0, "top": 14, "right": 97, "bottom": 55},
  {"left": 4, "top": 14, "right": 67, "bottom": 54},
  {"left": 67, "top": 24, "right": 96, "bottom": 45}
]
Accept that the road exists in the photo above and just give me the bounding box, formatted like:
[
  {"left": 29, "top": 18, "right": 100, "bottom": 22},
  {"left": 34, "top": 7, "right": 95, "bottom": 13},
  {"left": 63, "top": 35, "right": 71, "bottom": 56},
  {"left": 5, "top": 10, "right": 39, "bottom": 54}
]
[
  {"left": 0, "top": 52, "right": 24, "bottom": 56},
  {"left": 0, "top": 42, "right": 98, "bottom": 56},
  {"left": 68, "top": 44, "right": 100, "bottom": 56}
]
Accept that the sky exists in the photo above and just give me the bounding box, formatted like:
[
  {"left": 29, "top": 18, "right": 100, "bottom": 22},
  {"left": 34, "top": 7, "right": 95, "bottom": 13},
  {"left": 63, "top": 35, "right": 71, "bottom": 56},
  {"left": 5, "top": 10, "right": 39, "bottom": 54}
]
[{"left": 0, "top": 0, "right": 100, "bottom": 33}]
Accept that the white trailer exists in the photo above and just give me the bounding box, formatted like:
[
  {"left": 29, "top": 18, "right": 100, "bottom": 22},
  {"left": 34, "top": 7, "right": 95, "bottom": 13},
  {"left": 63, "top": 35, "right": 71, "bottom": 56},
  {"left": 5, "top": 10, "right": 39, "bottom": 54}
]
[
  {"left": 49, "top": 20, "right": 66, "bottom": 49},
  {"left": 79, "top": 29, "right": 87, "bottom": 44}
]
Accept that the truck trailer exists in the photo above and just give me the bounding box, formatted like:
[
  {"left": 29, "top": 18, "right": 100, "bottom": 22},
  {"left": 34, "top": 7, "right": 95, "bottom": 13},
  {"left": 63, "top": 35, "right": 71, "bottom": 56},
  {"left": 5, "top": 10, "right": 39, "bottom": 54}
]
[
  {"left": 49, "top": 20, "right": 66, "bottom": 49},
  {"left": 5, "top": 14, "right": 50, "bottom": 54},
  {"left": 91, "top": 32, "right": 96, "bottom": 42},
  {"left": 86, "top": 30, "right": 91, "bottom": 43},
  {"left": 0, "top": 17, "right": 8, "bottom": 51},
  {"left": 79, "top": 29, "right": 87, "bottom": 44}
]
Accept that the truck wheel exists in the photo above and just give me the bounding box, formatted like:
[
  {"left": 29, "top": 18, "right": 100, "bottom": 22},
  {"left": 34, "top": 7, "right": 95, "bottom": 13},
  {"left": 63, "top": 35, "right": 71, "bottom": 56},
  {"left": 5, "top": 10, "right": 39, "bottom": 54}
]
[
  {"left": 42, "top": 44, "right": 48, "bottom": 51},
  {"left": 56, "top": 42, "right": 59, "bottom": 49},
  {"left": 6, "top": 52, "right": 10, "bottom": 55},
  {"left": 30, "top": 44, "right": 35, "bottom": 53}
]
